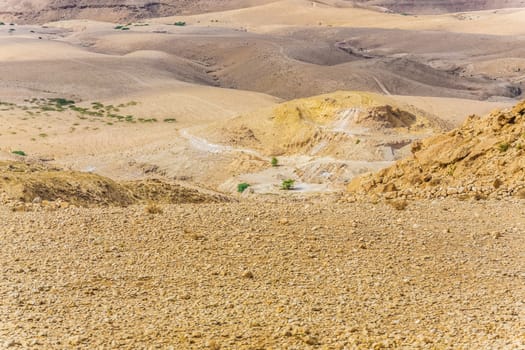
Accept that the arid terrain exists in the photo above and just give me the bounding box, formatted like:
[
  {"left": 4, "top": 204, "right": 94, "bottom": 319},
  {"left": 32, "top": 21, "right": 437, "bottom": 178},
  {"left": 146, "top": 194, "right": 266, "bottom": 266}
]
[{"left": 0, "top": 0, "right": 524, "bottom": 349}]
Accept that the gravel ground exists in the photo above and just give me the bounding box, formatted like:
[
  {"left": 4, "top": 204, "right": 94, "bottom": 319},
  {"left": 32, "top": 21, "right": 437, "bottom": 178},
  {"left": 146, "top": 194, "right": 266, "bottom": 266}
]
[{"left": 1, "top": 198, "right": 524, "bottom": 349}]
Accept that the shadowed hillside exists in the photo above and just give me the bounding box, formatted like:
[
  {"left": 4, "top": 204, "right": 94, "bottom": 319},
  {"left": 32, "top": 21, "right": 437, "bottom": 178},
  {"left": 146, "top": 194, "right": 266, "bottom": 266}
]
[
  {"left": 353, "top": 0, "right": 525, "bottom": 14},
  {"left": 0, "top": 0, "right": 275, "bottom": 23}
]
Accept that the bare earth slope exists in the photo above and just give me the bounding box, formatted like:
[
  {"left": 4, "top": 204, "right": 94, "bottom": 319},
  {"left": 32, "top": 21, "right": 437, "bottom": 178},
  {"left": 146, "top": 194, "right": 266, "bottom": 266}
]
[{"left": 0, "top": 161, "right": 230, "bottom": 207}]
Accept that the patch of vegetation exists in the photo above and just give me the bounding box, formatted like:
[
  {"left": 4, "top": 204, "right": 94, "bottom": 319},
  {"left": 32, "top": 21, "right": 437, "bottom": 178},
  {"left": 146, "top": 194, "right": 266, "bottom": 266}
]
[
  {"left": 237, "top": 183, "right": 250, "bottom": 193},
  {"left": 49, "top": 98, "right": 75, "bottom": 107},
  {"left": 174, "top": 21, "right": 186, "bottom": 26},
  {"left": 0, "top": 97, "right": 160, "bottom": 126},
  {"left": 163, "top": 118, "right": 176, "bottom": 123},
  {"left": 355, "top": 139, "right": 361, "bottom": 145},
  {"left": 0, "top": 22, "right": 5, "bottom": 26},
  {"left": 271, "top": 157, "right": 279, "bottom": 167},
  {"left": 12, "top": 150, "right": 27, "bottom": 156},
  {"left": 498, "top": 142, "right": 510, "bottom": 152},
  {"left": 447, "top": 164, "right": 457, "bottom": 177},
  {"left": 117, "top": 101, "right": 138, "bottom": 107},
  {"left": 145, "top": 202, "right": 163, "bottom": 214},
  {"left": 281, "top": 179, "right": 295, "bottom": 191}
]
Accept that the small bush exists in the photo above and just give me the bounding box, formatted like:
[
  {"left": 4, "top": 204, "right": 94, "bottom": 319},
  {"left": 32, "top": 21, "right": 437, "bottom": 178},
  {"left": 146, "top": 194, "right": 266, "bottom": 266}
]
[
  {"left": 355, "top": 139, "right": 361, "bottom": 145},
  {"left": 145, "top": 202, "right": 163, "bottom": 214},
  {"left": 49, "top": 98, "right": 75, "bottom": 106},
  {"left": 163, "top": 118, "right": 176, "bottom": 123},
  {"left": 174, "top": 21, "right": 186, "bottom": 26},
  {"left": 237, "top": 183, "right": 250, "bottom": 193},
  {"left": 498, "top": 142, "right": 510, "bottom": 152},
  {"left": 281, "top": 179, "right": 295, "bottom": 190},
  {"left": 271, "top": 157, "right": 278, "bottom": 167},
  {"left": 12, "top": 150, "right": 26, "bottom": 156}
]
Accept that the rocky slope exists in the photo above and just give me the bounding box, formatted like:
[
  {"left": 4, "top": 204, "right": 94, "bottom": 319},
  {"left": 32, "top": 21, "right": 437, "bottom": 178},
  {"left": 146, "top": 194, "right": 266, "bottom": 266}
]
[
  {"left": 1, "top": 198, "right": 524, "bottom": 349},
  {"left": 348, "top": 100, "right": 525, "bottom": 199}
]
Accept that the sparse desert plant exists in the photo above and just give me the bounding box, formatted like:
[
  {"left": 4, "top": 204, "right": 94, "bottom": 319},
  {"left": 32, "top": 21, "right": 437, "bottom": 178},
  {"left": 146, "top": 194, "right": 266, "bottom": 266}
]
[
  {"left": 12, "top": 150, "right": 27, "bottom": 156},
  {"left": 145, "top": 202, "right": 163, "bottom": 214},
  {"left": 49, "top": 98, "right": 75, "bottom": 107},
  {"left": 271, "top": 157, "right": 279, "bottom": 167},
  {"left": 281, "top": 179, "right": 295, "bottom": 190},
  {"left": 174, "top": 21, "right": 186, "bottom": 26},
  {"left": 0, "top": 22, "right": 4, "bottom": 25},
  {"left": 163, "top": 118, "right": 176, "bottom": 123},
  {"left": 355, "top": 139, "right": 361, "bottom": 145},
  {"left": 498, "top": 142, "right": 510, "bottom": 152},
  {"left": 237, "top": 183, "right": 250, "bottom": 193}
]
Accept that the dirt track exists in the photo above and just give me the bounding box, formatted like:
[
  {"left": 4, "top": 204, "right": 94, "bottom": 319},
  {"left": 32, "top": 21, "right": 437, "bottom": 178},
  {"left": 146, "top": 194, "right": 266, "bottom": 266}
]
[{"left": 1, "top": 198, "right": 524, "bottom": 349}]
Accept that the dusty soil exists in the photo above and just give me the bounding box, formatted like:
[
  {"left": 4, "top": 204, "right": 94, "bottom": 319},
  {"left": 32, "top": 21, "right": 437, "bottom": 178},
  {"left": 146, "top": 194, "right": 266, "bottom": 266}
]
[{"left": 1, "top": 198, "right": 524, "bottom": 349}]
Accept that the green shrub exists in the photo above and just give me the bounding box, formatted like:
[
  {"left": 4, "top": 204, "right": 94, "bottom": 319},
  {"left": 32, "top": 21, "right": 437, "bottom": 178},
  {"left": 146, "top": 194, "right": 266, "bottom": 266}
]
[
  {"left": 163, "top": 118, "right": 176, "bottom": 123},
  {"left": 12, "top": 150, "right": 26, "bottom": 156},
  {"left": 271, "top": 157, "right": 279, "bottom": 167},
  {"left": 49, "top": 98, "right": 75, "bottom": 106},
  {"left": 237, "top": 183, "right": 250, "bottom": 193},
  {"left": 498, "top": 142, "right": 510, "bottom": 152},
  {"left": 281, "top": 179, "right": 295, "bottom": 190},
  {"left": 174, "top": 21, "right": 186, "bottom": 26}
]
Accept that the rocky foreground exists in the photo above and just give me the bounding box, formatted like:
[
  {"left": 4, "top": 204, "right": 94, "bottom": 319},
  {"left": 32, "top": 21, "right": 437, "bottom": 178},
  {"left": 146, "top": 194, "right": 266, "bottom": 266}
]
[{"left": 1, "top": 198, "right": 524, "bottom": 349}]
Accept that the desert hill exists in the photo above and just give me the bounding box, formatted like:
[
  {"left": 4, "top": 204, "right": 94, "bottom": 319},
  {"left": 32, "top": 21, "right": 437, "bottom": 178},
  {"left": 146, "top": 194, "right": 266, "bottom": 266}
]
[
  {"left": 0, "top": 161, "right": 229, "bottom": 207},
  {"left": 353, "top": 0, "right": 525, "bottom": 14},
  {"left": 348, "top": 100, "right": 525, "bottom": 200},
  {"left": 2, "top": 2, "right": 525, "bottom": 349},
  {"left": 0, "top": 0, "right": 276, "bottom": 24}
]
